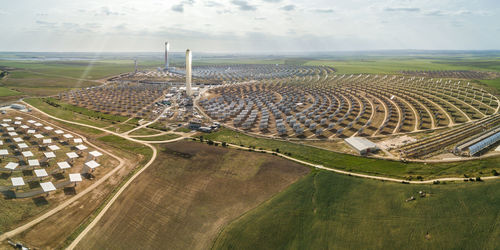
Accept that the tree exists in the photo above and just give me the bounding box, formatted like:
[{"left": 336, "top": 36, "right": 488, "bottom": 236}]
[
  {"left": 207, "top": 140, "right": 214, "bottom": 145},
  {"left": 492, "top": 170, "right": 499, "bottom": 176},
  {"left": 221, "top": 142, "right": 227, "bottom": 147}
]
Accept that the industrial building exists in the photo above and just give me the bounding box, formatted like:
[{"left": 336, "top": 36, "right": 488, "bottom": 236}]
[
  {"left": 10, "top": 104, "right": 26, "bottom": 110},
  {"left": 454, "top": 126, "right": 500, "bottom": 156},
  {"left": 344, "top": 137, "right": 378, "bottom": 155}
]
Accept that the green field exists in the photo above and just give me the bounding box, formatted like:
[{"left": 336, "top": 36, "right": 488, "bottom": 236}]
[
  {"left": 0, "top": 59, "right": 160, "bottom": 96},
  {"left": 202, "top": 129, "right": 500, "bottom": 179},
  {"left": 214, "top": 170, "right": 500, "bottom": 249},
  {"left": 306, "top": 58, "right": 500, "bottom": 74},
  {"left": 0, "top": 86, "right": 22, "bottom": 97},
  {"left": 128, "top": 127, "right": 162, "bottom": 136},
  {"left": 134, "top": 133, "right": 181, "bottom": 141}
]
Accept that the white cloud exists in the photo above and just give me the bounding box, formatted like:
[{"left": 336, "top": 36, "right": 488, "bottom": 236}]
[{"left": 0, "top": 0, "right": 498, "bottom": 52}]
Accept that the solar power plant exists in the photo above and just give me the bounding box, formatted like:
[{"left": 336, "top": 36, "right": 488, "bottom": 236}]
[
  {"left": 0, "top": 115, "right": 105, "bottom": 197},
  {"left": 57, "top": 82, "right": 169, "bottom": 120},
  {"left": 199, "top": 74, "right": 500, "bottom": 139},
  {"left": 172, "top": 64, "right": 336, "bottom": 82}
]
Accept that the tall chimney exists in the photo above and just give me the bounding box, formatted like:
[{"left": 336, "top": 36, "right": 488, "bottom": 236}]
[
  {"left": 134, "top": 58, "right": 138, "bottom": 73},
  {"left": 186, "top": 49, "right": 192, "bottom": 96},
  {"left": 165, "top": 42, "right": 170, "bottom": 70}
]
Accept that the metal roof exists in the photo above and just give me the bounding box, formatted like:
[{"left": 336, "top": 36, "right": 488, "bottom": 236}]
[{"left": 344, "top": 137, "right": 378, "bottom": 152}]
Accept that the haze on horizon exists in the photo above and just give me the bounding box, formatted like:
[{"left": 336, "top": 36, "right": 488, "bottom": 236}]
[{"left": 0, "top": 0, "right": 499, "bottom": 53}]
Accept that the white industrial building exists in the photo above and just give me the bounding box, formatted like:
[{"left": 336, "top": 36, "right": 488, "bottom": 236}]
[{"left": 344, "top": 137, "right": 378, "bottom": 155}]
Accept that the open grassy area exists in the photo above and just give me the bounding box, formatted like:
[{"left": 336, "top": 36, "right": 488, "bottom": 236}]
[
  {"left": 214, "top": 170, "right": 500, "bottom": 249},
  {"left": 24, "top": 97, "right": 127, "bottom": 128},
  {"left": 128, "top": 127, "right": 162, "bottom": 136},
  {"left": 146, "top": 122, "right": 170, "bottom": 132},
  {"left": 134, "top": 133, "right": 181, "bottom": 141},
  {"left": 77, "top": 141, "right": 309, "bottom": 249},
  {"left": 202, "top": 129, "right": 500, "bottom": 179},
  {"left": 306, "top": 58, "right": 500, "bottom": 75},
  {"left": 0, "top": 86, "right": 22, "bottom": 97},
  {"left": 0, "top": 59, "right": 160, "bottom": 96}
]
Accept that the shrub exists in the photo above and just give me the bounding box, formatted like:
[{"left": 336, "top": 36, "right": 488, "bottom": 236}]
[
  {"left": 476, "top": 176, "right": 482, "bottom": 182},
  {"left": 492, "top": 170, "right": 499, "bottom": 176}
]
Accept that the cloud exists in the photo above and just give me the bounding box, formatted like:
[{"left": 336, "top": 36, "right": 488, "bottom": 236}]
[
  {"left": 172, "top": 0, "right": 196, "bottom": 13},
  {"left": 254, "top": 17, "right": 266, "bottom": 20},
  {"left": 172, "top": 4, "right": 184, "bottom": 12},
  {"left": 384, "top": 7, "right": 420, "bottom": 12},
  {"left": 205, "top": 1, "right": 223, "bottom": 7},
  {"left": 231, "top": 0, "right": 257, "bottom": 11},
  {"left": 262, "top": 0, "right": 282, "bottom": 2},
  {"left": 312, "top": 8, "right": 334, "bottom": 13},
  {"left": 281, "top": 5, "right": 295, "bottom": 11},
  {"left": 424, "top": 9, "right": 488, "bottom": 17},
  {"left": 99, "top": 6, "right": 121, "bottom": 16},
  {"left": 36, "top": 20, "right": 57, "bottom": 27}
]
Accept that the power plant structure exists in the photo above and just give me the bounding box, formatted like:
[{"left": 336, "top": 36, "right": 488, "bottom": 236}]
[
  {"left": 165, "top": 42, "right": 170, "bottom": 70},
  {"left": 186, "top": 49, "right": 192, "bottom": 96},
  {"left": 134, "top": 58, "right": 138, "bottom": 73}
]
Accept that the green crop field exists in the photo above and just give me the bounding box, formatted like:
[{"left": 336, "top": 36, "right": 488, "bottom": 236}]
[
  {"left": 214, "top": 170, "right": 500, "bottom": 250},
  {"left": 202, "top": 129, "right": 500, "bottom": 179},
  {"left": 0, "top": 59, "right": 160, "bottom": 96},
  {"left": 0, "top": 86, "right": 22, "bottom": 97},
  {"left": 134, "top": 133, "right": 181, "bottom": 141},
  {"left": 306, "top": 58, "right": 500, "bottom": 74}
]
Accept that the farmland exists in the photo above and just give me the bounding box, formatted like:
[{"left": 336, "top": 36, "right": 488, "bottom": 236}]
[
  {"left": 75, "top": 141, "right": 309, "bottom": 249},
  {"left": 214, "top": 170, "right": 500, "bottom": 250},
  {"left": 202, "top": 128, "right": 500, "bottom": 179}
]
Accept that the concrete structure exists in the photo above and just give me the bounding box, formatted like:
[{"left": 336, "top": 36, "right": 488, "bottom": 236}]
[
  {"left": 344, "top": 137, "right": 378, "bottom": 155},
  {"left": 186, "top": 49, "right": 192, "bottom": 96},
  {"left": 10, "top": 104, "right": 26, "bottom": 110},
  {"left": 165, "top": 42, "right": 170, "bottom": 70},
  {"left": 188, "top": 120, "right": 202, "bottom": 130}
]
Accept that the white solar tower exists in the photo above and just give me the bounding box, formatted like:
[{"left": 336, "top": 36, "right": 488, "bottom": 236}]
[
  {"left": 186, "top": 49, "right": 192, "bottom": 96},
  {"left": 165, "top": 42, "right": 170, "bottom": 70}
]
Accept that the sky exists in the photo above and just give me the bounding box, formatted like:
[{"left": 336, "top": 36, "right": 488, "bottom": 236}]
[{"left": 0, "top": 0, "right": 499, "bottom": 53}]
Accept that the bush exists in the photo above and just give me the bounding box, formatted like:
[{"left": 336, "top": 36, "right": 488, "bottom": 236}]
[
  {"left": 492, "top": 170, "right": 499, "bottom": 176},
  {"left": 433, "top": 180, "right": 440, "bottom": 184},
  {"left": 221, "top": 142, "right": 227, "bottom": 147},
  {"left": 207, "top": 140, "right": 214, "bottom": 145},
  {"left": 476, "top": 176, "right": 482, "bottom": 182}
]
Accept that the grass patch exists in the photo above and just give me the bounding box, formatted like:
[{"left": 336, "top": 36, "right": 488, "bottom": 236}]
[
  {"left": 175, "top": 127, "right": 192, "bottom": 133},
  {"left": 0, "top": 86, "right": 22, "bottom": 97},
  {"left": 202, "top": 128, "right": 500, "bottom": 179},
  {"left": 134, "top": 134, "right": 181, "bottom": 141},
  {"left": 214, "top": 170, "right": 500, "bottom": 249},
  {"left": 146, "top": 122, "right": 170, "bottom": 132},
  {"left": 128, "top": 128, "right": 162, "bottom": 136},
  {"left": 305, "top": 58, "right": 500, "bottom": 74},
  {"left": 109, "top": 123, "right": 136, "bottom": 133}
]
